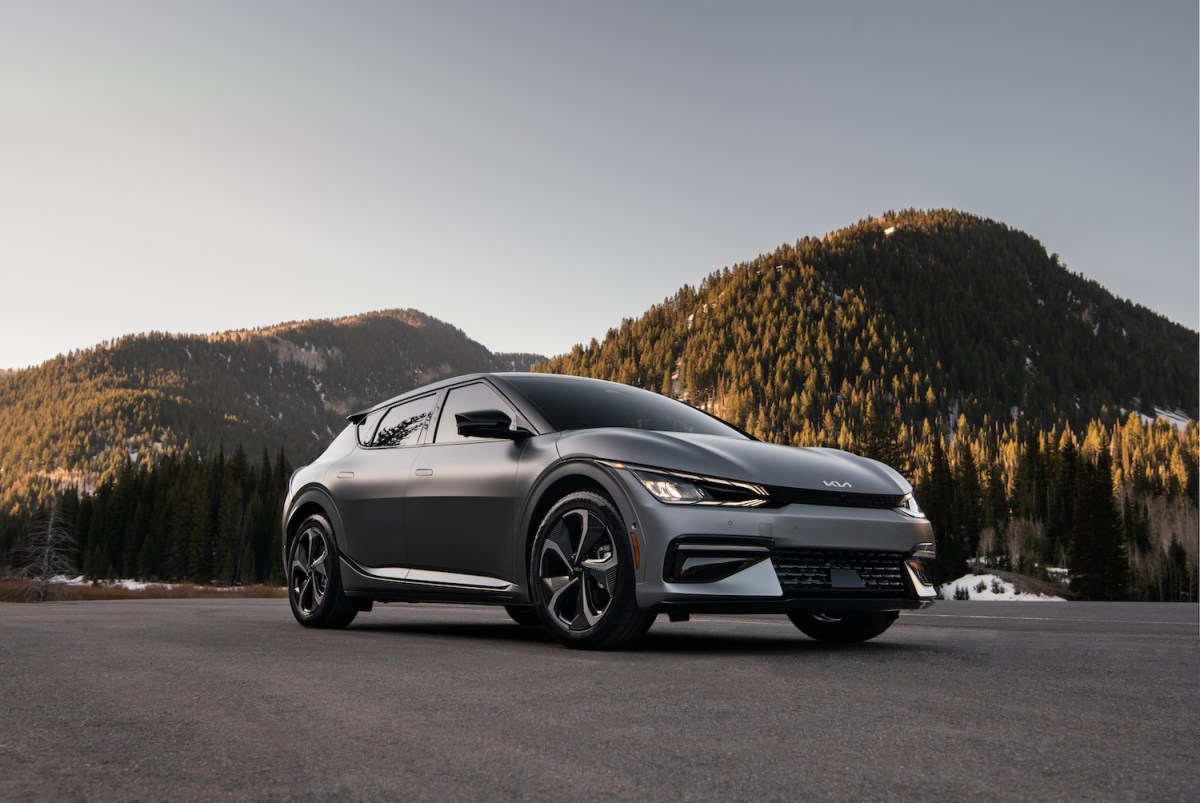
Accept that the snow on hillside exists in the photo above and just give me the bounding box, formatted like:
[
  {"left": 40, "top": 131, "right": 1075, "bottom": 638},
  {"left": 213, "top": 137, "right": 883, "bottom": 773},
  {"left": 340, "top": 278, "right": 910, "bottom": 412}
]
[
  {"left": 939, "top": 573, "right": 1067, "bottom": 601},
  {"left": 1151, "top": 407, "right": 1192, "bottom": 432}
]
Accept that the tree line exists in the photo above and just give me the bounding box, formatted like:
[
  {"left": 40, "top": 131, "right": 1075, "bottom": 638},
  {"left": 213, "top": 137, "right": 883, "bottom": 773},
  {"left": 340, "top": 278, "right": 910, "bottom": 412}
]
[
  {"left": 905, "top": 412, "right": 1196, "bottom": 600},
  {"left": 1, "top": 446, "right": 293, "bottom": 587},
  {"left": 3, "top": 408, "right": 1192, "bottom": 601}
]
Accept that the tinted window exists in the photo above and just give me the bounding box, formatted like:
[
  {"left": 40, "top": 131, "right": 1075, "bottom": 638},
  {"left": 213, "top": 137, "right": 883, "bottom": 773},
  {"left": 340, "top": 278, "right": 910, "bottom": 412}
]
[
  {"left": 502, "top": 375, "right": 746, "bottom": 437},
  {"left": 434, "top": 382, "right": 516, "bottom": 444},
  {"left": 356, "top": 408, "right": 386, "bottom": 447},
  {"left": 371, "top": 394, "right": 436, "bottom": 448}
]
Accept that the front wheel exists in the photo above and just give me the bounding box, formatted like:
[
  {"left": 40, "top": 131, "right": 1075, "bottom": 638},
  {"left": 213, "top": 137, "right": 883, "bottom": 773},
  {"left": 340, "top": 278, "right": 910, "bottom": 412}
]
[
  {"left": 288, "top": 514, "right": 358, "bottom": 629},
  {"left": 787, "top": 611, "right": 898, "bottom": 643},
  {"left": 530, "top": 491, "right": 655, "bottom": 649}
]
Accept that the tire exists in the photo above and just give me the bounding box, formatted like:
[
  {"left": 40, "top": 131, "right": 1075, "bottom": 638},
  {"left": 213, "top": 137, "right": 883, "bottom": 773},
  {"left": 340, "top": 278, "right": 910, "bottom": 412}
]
[
  {"left": 787, "top": 611, "right": 898, "bottom": 643},
  {"left": 529, "top": 491, "right": 655, "bottom": 649},
  {"left": 288, "top": 514, "right": 358, "bottom": 629},
  {"left": 504, "top": 605, "right": 542, "bottom": 627}
]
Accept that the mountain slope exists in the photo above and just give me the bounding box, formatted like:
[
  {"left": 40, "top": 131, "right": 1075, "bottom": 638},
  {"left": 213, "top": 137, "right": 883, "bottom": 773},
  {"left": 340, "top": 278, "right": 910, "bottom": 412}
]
[
  {"left": 0, "top": 309, "right": 543, "bottom": 510},
  {"left": 539, "top": 209, "right": 1197, "bottom": 443}
]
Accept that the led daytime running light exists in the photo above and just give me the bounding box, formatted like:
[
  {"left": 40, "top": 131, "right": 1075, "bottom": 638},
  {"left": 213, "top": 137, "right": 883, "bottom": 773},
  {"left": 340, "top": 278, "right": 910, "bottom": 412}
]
[{"left": 620, "top": 465, "right": 768, "bottom": 507}]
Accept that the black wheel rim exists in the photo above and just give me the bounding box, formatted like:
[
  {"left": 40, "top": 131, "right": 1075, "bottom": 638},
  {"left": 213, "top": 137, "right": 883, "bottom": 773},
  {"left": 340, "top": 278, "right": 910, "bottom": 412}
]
[
  {"left": 537, "top": 508, "right": 618, "bottom": 631},
  {"left": 290, "top": 526, "right": 330, "bottom": 616}
]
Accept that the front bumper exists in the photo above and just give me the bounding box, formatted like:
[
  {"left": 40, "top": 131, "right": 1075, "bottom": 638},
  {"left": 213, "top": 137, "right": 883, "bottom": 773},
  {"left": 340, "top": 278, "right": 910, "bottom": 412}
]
[{"left": 619, "top": 475, "right": 937, "bottom": 613}]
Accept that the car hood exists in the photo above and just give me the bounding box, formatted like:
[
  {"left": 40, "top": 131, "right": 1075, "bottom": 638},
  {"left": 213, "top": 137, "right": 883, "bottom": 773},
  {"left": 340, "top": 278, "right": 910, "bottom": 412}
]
[{"left": 555, "top": 429, "right": 911, "bottom": 495}]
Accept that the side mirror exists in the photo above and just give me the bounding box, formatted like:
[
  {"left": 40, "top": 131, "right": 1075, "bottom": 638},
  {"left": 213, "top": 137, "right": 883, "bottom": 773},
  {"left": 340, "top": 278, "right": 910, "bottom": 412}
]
[{"left": 455, "top": 409, "right": 532, "bottom": 441}]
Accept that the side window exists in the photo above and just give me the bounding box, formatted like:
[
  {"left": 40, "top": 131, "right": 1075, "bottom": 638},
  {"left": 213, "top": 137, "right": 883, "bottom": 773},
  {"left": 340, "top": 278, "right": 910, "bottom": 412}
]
[
  {"left": 434, "top": 383, "right": 516, "bottom": 444},
  {"left": 356, "top": 408, "right": 386, "bottom": 447},
  {"left": 372, "top": 394, "right": 436, "bottom": 448}
]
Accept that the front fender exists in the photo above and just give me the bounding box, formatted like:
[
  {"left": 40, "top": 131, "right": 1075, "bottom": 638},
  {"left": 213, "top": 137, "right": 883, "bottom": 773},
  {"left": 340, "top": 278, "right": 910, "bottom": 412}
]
[{"left": 512, "top": 459, "right": 644, "bottom": 601}]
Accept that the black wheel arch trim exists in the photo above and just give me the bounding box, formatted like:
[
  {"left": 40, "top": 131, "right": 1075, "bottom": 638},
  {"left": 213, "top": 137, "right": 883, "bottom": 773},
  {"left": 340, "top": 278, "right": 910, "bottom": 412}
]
[
  {"left": 513, "top": 458, "right": 642, "bottom": 600},
  {"left": 282, "top": 485, "right": 349, "bottom": 569}
]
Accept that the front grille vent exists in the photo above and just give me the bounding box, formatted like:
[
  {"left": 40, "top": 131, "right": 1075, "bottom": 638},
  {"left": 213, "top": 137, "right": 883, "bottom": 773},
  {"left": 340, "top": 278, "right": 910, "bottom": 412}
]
[
  {"left": 773, "top": 548, "right": 907, "bottom": 592},
  {"left": 764, "top": 486, "right": 904, "bottom": 510}
]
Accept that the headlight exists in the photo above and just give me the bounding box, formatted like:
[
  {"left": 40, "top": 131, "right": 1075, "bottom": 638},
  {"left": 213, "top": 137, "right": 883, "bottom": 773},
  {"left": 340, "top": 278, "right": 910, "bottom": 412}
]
[
  {"left": 625, "top": 466, "right": 768, "bottom": 507},
  {"left": 636, "top": 473, "right": 708, "bottom": 503},
  {"left": 897, "top": 493, "right": 925, "bottom": 518}
]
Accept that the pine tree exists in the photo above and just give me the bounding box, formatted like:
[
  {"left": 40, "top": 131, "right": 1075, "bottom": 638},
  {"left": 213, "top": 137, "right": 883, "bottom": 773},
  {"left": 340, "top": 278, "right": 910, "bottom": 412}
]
[
  {"left": 1068, "top": 448, "right": 1128, "bottom": 600},
  {"left": 922, "top": 433, "right": 965, "bottom": 583},
  {"left": 952, "top": 437, "right": 983, "bottom": 555}
]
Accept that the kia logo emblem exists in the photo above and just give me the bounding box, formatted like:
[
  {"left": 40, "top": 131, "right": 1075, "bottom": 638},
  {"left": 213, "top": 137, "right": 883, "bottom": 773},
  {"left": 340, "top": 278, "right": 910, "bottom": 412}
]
[{"left": 823, "top": 480, "right": 853, "bottom": 488}]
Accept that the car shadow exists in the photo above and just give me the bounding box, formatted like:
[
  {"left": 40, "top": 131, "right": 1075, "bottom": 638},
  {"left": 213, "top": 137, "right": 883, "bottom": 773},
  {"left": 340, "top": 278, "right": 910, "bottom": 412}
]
[
  {"left": 351, "top": 619, "right": 556, "bottom": 644},
  {"left": 347, "top": 617, "right": 931, "bottom": 656},
  {"left": 635, "top": 629, "right": 927, "bottom": 655}
]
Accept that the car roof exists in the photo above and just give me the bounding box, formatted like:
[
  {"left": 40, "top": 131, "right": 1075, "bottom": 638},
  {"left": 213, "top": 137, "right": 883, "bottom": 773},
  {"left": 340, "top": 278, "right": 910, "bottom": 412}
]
[
  {"left": 345, "top": 372, "right": 602, "bottom": 424},
  {"left": 346, "top": 373, "right": 490, "bottom": 423}
]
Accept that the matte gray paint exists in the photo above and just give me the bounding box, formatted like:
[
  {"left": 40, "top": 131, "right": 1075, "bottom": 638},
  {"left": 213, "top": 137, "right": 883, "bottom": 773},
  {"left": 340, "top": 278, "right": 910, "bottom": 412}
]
[
  {"left": 556, "top": 429, "right": 910, "bottom": 495},
  {"left": 405, "top": 438, "right": 521, "bottom": 579},
  {"left": 282, "top": 373, "right": 936, "bottom": 614}
]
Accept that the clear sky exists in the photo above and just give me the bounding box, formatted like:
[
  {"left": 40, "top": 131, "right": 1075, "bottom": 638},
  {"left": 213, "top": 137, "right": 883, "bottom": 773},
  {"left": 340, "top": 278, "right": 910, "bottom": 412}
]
[{"left": 1, "top": 1, "right": 1196, "bottom": 370}]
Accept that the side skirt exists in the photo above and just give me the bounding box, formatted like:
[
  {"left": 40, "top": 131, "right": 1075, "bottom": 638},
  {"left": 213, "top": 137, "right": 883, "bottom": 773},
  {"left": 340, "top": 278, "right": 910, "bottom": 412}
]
[{"left": 340, "top": 555, "right": 523, "bottom": 604}]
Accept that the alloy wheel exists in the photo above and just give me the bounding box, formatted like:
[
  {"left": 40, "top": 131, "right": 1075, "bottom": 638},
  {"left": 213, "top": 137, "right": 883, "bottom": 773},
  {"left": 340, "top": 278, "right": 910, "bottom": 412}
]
[
  {"left": 291, "top": 525, "right": 330, "bottom": 616},
  {"left": 537, "top": 507, "right": 619, "bottom": 630}
]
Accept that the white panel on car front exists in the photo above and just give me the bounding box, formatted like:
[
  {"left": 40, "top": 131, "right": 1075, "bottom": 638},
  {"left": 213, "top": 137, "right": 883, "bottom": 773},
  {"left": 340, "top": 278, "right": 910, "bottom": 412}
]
[
  {"left": 681, "top": 556, "right": 747, "bottom": 573},
  {"left": 664, "top": 557, "right": 783, "bottom": 597},
  {"left": 905, "top": 562, "right": 938, "bottom": 599}
]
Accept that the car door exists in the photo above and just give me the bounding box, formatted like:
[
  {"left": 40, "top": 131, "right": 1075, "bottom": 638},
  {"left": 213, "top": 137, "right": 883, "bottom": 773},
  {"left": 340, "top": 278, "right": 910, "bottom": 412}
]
[
  {"left": 404, "top": 381, "right": 527, "bottom": 583},
  {"left": 327, "top": 393, "right": 436, "bottom": 568}
]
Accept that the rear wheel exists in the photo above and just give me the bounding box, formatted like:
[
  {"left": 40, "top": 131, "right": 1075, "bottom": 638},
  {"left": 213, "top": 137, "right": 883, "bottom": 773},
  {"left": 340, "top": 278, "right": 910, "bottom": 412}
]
[
  {"left": 530, "top": 491, "right": 654, "bottom": 649},
  {"left": 288, "top": 514, "right": 358, "bottom": 629},
  {"left": 787, "top": 611, "right": 897, "bottom": 643}
]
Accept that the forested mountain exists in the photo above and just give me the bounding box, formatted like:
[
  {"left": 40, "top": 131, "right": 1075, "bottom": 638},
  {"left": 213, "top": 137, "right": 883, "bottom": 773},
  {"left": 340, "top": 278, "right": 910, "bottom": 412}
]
[
  {"left": 539, "top": 209, "right": 1197, "bottom": 600},
  {"left": 543, "top": 209, "right": 1195, "bottom": 433},
  {"left": 0, "top": 309, "right": 543, "bottom": 512},
  {"left": 2, "top": 209, "right": 1195, "bottom": 601}
]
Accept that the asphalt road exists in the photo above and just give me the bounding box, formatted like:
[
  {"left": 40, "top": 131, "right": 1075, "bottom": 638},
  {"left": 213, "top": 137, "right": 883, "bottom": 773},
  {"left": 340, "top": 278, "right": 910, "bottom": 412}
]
[{"left": 1, "top": 599, "right": 1196, "bottom": 801}]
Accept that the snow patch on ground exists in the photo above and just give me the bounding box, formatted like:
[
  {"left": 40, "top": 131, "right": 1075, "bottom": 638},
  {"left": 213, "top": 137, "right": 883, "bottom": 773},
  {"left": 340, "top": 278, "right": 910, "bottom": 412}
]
[
  {"left": 939, "top": 573, "right": 1066, "bottom": 601},
  {"left": 117, "top": 580, "right": 153, "bottom": 591},
  {"left": 51, "top": 575, "right": 176, "bottom": 591}
]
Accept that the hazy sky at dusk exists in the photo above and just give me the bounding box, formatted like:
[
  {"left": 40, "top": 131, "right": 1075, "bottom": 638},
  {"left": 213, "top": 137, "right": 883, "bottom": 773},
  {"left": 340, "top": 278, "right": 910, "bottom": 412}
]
[{"left": 1, "top": 1, "right": 1196, "bottom": 369}]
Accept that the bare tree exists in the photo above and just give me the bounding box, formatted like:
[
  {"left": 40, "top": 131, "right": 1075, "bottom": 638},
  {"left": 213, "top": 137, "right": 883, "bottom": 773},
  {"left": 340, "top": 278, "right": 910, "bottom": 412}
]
[{"left": 13, "top": 499, "right": 78, "bottom": 602}]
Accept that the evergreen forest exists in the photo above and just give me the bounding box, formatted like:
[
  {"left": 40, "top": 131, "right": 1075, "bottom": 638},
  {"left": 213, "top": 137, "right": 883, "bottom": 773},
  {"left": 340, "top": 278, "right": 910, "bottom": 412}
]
[{"left": 1, "top": 446, "right": 296, "bottom": 587}]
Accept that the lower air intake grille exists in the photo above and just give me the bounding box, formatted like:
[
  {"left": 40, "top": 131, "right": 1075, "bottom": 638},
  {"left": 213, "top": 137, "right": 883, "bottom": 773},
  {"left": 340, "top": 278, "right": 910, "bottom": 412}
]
[{"left": 773, "top": 548, "right": 908, "bottom": 592}]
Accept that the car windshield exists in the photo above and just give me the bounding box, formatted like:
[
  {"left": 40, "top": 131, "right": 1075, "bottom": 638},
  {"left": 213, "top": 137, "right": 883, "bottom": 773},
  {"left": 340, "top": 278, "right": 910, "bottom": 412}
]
[{"left": 502, "top": 375, "right": 748, "bottom": 438}]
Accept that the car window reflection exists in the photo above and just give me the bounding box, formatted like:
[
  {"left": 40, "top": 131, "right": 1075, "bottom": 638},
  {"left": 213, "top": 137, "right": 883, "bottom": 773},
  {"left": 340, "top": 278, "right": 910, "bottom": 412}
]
[
  {"left": 367, "top": 395, "right": 436, "bottom": 448},
  {"left": 375, "top": 412, "right": 431, "bottom": 447}
]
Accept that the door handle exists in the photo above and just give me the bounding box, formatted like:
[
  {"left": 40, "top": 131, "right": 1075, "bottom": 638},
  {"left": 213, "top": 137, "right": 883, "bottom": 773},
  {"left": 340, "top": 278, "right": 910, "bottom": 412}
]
[
  {"left": 336, "top": 471, "right": 355, "bottom": 479},
  {"left": 415, "top": 468, "right": 433, "bottom": 477}
]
